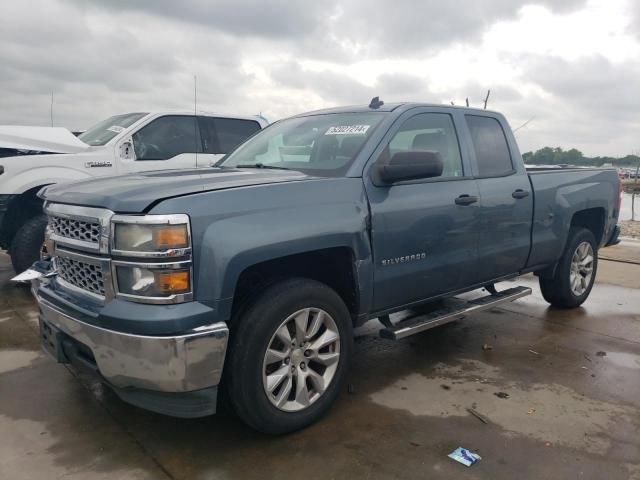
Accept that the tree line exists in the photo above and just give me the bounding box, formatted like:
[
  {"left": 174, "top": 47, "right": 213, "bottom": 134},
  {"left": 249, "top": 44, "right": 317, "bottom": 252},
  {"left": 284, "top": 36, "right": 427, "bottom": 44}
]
[{"left": 522, "top": 147, "right": 640, "bottom": 167}]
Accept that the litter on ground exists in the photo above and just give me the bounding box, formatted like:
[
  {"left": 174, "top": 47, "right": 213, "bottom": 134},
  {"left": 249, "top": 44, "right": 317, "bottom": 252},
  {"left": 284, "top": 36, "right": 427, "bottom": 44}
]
[{"left": 448, "top": 447, "right": 482, "bottom": 467}]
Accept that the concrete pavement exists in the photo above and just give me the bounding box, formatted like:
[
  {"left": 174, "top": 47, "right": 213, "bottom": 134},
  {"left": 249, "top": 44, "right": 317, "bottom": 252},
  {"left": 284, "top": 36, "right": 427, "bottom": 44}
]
[{"left": 1, "top": 247, "right": 639, "bottom": 479}]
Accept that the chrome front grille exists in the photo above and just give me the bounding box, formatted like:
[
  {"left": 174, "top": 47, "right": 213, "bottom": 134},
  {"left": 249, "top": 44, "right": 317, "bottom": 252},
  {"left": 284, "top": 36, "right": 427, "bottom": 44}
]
[
  {"left": 49, "top": 215, "right": 101, "bottom": 244},
  {"left": 57, "top": 255, "right": 106, "bottom": 297},
  {"left": 44, "top": 203, "right": 115, "bottom": 301}
]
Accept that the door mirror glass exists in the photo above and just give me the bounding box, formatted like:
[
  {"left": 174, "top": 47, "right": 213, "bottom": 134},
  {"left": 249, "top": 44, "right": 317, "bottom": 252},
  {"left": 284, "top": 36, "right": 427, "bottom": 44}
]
[
  {"left": 119, "top": 138, "right": 135, "bottom": 160},
  {"left": 378, "top": 151, "right": 444, "bottom": 183}
]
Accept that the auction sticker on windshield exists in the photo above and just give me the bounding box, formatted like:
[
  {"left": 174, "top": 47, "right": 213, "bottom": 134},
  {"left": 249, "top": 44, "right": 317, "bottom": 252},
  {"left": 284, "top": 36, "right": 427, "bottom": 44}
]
[
  {"left": 325, "top": 125, "right": 370, "bottom": 135},
  {"left": 107, "top": 125, "right": 125, "bottom": 134}
]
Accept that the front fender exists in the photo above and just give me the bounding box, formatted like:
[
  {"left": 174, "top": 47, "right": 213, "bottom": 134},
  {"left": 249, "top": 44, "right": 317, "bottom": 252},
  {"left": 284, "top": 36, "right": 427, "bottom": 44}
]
[
  {"left": 0, "top": 165, "right": 93, "bottom": 194},
  {"left": 150, "top": 178, "right": 373, "bottom": 322}
]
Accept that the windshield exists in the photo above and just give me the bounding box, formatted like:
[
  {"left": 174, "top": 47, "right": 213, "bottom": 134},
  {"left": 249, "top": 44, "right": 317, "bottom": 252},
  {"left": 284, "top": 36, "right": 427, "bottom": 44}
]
[
  {"left": 78, "top": 112, "right": 148, "bottom": 146},
  {"left": 218, "top": 112, "right": 386, "bottom": 176}
]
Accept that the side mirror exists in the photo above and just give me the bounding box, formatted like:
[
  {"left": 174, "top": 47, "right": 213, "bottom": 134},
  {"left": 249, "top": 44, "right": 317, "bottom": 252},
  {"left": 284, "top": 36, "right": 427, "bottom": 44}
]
[
  {"left": 119, "top": 138, "right": 135, "bottom": 160},
  {"left": 377, "top": 151, "right": 444, "bottom": 184}
]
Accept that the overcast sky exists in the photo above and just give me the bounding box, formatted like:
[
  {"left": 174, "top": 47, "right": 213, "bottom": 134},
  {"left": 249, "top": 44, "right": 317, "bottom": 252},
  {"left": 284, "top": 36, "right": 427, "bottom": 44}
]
[{"left": 1, "top": 0, "right": 639, "bottom": 156}]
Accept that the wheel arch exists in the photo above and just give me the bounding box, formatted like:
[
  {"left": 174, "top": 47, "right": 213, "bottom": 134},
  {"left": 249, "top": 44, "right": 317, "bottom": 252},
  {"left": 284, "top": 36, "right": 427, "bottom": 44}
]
[
  {"left": 228, "top": 247, "right": 363, "bottom": 325},
  {"left": 536, "top": 213, "right": 602, "bottom": 280},
  {"left": 570, "top": 207, "right": 606, "bottom": 246},
  {"left": 0, "top": 185, "right": 49, "bottom": 249}
]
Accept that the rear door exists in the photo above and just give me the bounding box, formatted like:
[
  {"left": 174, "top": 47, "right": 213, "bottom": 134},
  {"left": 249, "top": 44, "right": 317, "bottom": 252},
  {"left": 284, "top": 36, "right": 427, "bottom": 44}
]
[
  {"left": 123, "top": 115, "right": 201, "bottom": 173},
  {"left": 365, "top": 108, "right": 481, "bottom": 312},
  {"left": 197, "top": 117, "right": 262, "bottom": 167},
  {"left": 464, "top": 114, "right": 533, "bottom": 281}
]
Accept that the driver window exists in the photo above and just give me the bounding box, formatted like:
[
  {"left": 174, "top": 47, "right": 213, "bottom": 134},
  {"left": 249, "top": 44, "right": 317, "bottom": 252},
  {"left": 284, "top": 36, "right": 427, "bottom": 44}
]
[
  {"left": 132, "top": 115, "right": 201, "bottom": 161},
  {"left": 386, "top": 113, "right": 464, "bottom": 178}
]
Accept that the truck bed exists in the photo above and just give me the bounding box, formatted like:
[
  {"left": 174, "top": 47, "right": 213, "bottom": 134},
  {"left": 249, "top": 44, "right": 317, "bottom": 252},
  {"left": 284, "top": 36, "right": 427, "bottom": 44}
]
[{"left": 526, "top": 167, "right": 619, "bottom": 268}]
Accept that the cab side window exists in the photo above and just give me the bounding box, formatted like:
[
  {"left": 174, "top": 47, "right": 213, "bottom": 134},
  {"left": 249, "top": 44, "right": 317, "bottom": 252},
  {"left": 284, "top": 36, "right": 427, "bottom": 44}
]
[
  {"left": 386, "top": 113, "right": 464, "bottom": 178},
  {"left": 465, "top": 115, "right": 513, "bottom": 177},
  {"left": 133, "top": 115, "right": 201, "bottom": 161}
]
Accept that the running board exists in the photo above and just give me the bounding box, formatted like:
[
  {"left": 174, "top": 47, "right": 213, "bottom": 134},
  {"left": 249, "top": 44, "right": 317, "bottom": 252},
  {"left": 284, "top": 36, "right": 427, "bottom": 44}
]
[{"left": 379, "top": 286, "right": 531, "bottom": 340}]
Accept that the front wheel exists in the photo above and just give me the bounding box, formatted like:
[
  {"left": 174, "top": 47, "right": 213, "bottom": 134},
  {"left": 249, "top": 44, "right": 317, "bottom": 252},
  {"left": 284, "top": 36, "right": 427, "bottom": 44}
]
[
  {"left": 539, "top": 227, "right": 598, "bottom": 308},
  {"left": 226, "top": 278, "right": 353, "bottom": 434},
  {"left": 10, "top": 215, "right": 47, "bottom": 273}
]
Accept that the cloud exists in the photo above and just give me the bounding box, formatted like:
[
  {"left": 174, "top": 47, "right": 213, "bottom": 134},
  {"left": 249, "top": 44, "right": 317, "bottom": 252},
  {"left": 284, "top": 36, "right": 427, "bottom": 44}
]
[
  {"left": 326, "top": 0, "right": 587, "bottom": 57},
  {"left": 508, "top": 54, "right": 640, "bottom": 154},
  {"left": 73, "top": 0, "right": 331, "bottom": 39},
  {"left": 0, "top": 0, "right": 259, "bottom": 128},
  {"left": 0, "top": 0, "right": 638, "bottom": 157},
  {"left": 526, "top": 55, "right": 640, "bottom": 117},
  {"left": 72, "top": 0, "right": 588, "bottom": 59}
]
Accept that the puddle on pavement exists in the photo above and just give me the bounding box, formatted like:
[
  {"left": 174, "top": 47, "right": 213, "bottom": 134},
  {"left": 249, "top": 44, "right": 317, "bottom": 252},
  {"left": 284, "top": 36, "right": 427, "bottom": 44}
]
[
  {"left": 370, "top": 358, "right": 639, "bottom": 455},
  {"left": 0, "top": 349, "right": 41, "bottom": 374},
  {"left": 604, "top": 351, "right": 640, "bottom": 369}
]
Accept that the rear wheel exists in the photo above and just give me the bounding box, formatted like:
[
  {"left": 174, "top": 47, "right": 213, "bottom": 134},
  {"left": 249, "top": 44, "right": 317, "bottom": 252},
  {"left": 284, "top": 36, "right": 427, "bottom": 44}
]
[
  {"left": 226, "top": 278, "right": 352, "bottom": 434},
  {"left": 10, "top": 215, "right": 47, "bottom": 273},
  {"left": 539, "top": 227, "right": 597, "bottom": 308}
]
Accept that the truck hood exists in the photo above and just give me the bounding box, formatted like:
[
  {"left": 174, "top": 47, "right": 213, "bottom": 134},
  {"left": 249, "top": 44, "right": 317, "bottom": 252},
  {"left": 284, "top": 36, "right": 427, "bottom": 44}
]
[
  {"left": 0, "top": 126, "right": 90, "bottom": 153},
  {"left": 41, "top": 168, "right": 315, "bottom": 212}
]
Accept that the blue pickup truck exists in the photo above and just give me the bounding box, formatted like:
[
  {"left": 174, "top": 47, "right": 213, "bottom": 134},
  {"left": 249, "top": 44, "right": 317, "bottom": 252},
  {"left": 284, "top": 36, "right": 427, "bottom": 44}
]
[{"left": 32, "top": 100, "right": 621, "bottom": 433}]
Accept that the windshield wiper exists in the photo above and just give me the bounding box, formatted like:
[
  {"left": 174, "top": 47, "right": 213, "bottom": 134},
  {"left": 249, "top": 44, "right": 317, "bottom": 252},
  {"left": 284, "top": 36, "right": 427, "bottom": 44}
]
[{"left": 235, "top": 163, "right": 290, "bottom": 170}]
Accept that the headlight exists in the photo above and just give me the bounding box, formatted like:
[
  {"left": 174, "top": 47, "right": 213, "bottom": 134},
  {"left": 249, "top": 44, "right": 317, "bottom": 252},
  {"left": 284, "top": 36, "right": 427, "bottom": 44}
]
[
  {"left": 114, "top": 263, "right": 191, "bottom": 300},
  {"left": 112, "top": 215, "right": 190, "bottom": 255},
  {"left": 111, "top": 214, "right": 193, "bottom": 303}
]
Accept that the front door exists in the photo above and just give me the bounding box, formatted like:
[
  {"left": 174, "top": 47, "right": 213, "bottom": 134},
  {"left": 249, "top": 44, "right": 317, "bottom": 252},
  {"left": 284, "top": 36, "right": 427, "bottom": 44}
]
[
  {"left": 365, "top": 110, "right": 481, "bottom": 312},
  {"left": 121, "top": 115, "right": 201, "bottom": 173}
]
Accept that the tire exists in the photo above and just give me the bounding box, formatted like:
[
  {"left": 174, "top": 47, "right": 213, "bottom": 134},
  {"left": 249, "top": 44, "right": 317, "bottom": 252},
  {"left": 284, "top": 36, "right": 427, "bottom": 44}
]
[
  {"left": 10, "top": 215, "right": 47, "bottom": 273},
  {"left": 539, "top": 227, "right": 598, "bottom": 308},
  {"left": 226, "top": 277, "right": 353, "bottom": 434}
]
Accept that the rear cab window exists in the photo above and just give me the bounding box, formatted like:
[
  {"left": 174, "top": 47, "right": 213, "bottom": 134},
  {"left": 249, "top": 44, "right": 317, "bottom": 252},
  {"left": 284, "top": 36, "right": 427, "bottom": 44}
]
[
  {"left": 199, "top": 117, "right": 261, "bottom": 154},
  {"left": 465, "top": 115, "right": 513, "bottom": 177}
]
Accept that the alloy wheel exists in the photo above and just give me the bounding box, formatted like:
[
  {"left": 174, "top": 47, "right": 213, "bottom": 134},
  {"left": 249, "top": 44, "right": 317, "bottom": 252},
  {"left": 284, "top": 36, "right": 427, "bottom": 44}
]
[
  {"left": 570, "top": 241, "right": 594, "bottom": 296},
  {"left": 262, "top": 308, "right": 340, "bottom": 412}
]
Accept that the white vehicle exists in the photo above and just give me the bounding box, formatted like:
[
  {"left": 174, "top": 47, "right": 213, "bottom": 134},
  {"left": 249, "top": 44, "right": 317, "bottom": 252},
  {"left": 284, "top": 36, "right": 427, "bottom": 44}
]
[{"left": 0, "top": 111, "right": 268, "bottom": 272}]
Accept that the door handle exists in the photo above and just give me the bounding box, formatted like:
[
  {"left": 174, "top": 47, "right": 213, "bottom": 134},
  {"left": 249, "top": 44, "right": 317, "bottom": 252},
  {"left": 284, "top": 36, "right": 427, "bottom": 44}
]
[
  {"left": 455, "top": 194, "right": 478, "bottom": 206},
  {"left": 512, "top": 189, "right": 530, "bottom": 199}
]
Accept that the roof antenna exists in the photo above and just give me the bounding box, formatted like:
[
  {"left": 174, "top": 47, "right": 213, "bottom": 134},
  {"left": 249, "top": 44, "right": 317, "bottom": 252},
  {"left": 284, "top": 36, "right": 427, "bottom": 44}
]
[
  {"left": 369, "top": 96, "right": 384, "bottom": 109},
  {"left": 483, "top": 89, "right": 491, "bottom": 110}
]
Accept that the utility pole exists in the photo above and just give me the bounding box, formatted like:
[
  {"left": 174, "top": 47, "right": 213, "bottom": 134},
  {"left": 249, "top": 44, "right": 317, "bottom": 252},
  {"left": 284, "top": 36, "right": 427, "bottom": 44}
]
[
  {"left": 632, "top": 150, "right": 639, "bottom": 221},
  {"left": 50, "top": 92, "right": 54, "bottom": 126}
]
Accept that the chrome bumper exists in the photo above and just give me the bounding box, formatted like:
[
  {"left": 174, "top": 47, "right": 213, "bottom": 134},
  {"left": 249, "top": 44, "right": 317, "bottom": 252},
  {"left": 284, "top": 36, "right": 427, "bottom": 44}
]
[{"left": 36, "top": 294, "right": 229, "bottom": 393}]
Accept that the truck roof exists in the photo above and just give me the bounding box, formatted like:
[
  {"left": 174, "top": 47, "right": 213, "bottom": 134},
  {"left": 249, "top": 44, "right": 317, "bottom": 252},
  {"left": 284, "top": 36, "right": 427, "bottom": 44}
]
[
  {"left": 295, "top": 102, "right": 501, "bottom": 117},
  {"left": 145, "top": 111, "right": 268, "bottom": 122}
]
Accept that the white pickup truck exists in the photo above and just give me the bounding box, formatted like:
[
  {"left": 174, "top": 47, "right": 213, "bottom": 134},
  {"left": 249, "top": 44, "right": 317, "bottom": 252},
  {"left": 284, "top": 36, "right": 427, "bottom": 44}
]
[{"left": 0, "top": 111, "right": 268, "bottom": 272}]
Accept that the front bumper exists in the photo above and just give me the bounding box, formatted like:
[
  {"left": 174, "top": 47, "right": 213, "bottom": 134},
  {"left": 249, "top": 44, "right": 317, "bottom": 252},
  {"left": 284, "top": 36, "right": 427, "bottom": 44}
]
[{"left": 35, "top": 287, "right": 229, "bottom": 417}]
